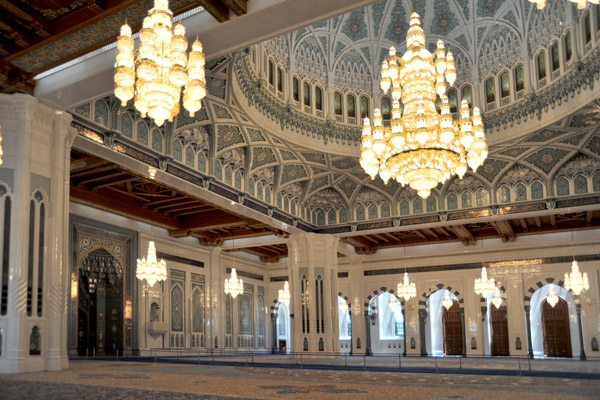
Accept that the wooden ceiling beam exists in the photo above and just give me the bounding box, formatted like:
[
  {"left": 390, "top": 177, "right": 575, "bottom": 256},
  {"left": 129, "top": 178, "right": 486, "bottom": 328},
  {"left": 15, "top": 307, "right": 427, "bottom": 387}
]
[
  {"left": 550, "top": 215, "right": 557, "bottom": 230},
  {"left": 586, "top": 210, "right": 593, "bottom": 226},
  {"left": 519, "top": 218, "right": 529, "bottom": 233},
  {"left": 447, "top": 224, "right": 475, "bottom": 246},
  {"left": 90, "top": 177, "right": 136, "bottom": 191},
  {"left": 180, "top": 210, "right": 248, "bottom": 231},
  {"left": 0, "top": 0, "right": 52, "bottom": 36},
  {"left": 423, "top": 228, "right": 439, "bottom": 239},
  {"left": 221, "top": 0, "right": 247, "bottom": 16},
  {"left": 534, "top": 216, "right": 542, "bottom": 231},
  {"left": 197, "top": 0, "right": 230, "bottom": 22},
  {"left": 77, "top": 171, "right": 129, "bottom": 187}
]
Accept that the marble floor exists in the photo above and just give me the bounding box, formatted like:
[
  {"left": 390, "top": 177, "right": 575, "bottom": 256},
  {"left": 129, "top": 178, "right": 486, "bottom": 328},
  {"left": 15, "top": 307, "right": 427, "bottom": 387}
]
[{"left": 1, "top": 360, "right": 599, "bottom": 399}]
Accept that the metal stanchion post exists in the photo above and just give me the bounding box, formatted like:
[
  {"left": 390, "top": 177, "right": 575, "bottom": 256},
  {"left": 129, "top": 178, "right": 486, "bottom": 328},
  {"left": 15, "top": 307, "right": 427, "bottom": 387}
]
[
  {"left": 345, "top": 354, "right": 347, "bottom": 367},
  {"left": 363, "top": 355, "right": 366, "bottom": 371},
  {"left": 518, "top": 358, "right": 522, "bottom": 376},
  {"left": 154, "top": 349, "right": 157, "bottom": 363},
  {"left": 117, "top": 349, "right": 119, "bottom": 361},
  {"left": 435, "top": 357, "right": 438, "bottom": 373},
  {"left": 528, "top": 357, "right": 531, "bottom": 371},
  {"left": 459, "top": 357, "right": 462, "bottom": 369},
  {"left": 399, "top": 354, "right": 401, "bottom": 369}
]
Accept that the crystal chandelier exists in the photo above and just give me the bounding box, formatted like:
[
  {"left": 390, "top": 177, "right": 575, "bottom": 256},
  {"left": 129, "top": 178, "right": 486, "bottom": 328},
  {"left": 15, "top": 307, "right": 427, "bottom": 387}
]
[
  {"left": 397, "top": 272, "right": 417, "bottom": 301},
  {"left": 114, "top": 0, "right": 207, "bottom": 126},
  {"left": 388, "top": 294, "right": 399, "bottom": 311},
  {"left": 360, "top": 12, "right": 487, "bottom": 199},
  {"left": 491, "top": 287, "right": 503, "bottom": 309},
  {"left": 224, "top": 268, "right": 244, "bottom": 298},
  {"left": 564, "top": 261, "right": 589, "bottom": 296},
  {"left": 546, "top": 284, "right": 559, "bottom": 308},
  {"left": 278, "top": 281, "right": 290, "bottom": 305},
  {"left": 474, "top": 267, "right": 496, "bottom": 298},
  {"left": 530, "top": 0, "right": 599, "bottom": 9},
  {"left": 136, "top": 240, "right": 168, "bottom": 286},
  {"left": 339, "top": 297, "right": 349, "bottom": 313},
  {"left": 442, "top": 290, "right": 454, "bottom": 310}
]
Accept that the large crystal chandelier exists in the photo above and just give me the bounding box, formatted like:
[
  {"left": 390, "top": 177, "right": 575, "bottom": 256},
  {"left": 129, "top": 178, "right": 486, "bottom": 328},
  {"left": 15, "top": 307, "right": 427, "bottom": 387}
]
[
  {"left": 397, "top": 272, "right": 417, "bottom": 301},
  {"left": 136, "top": 240, "right": 168, "bottom": 286},
  {"left": 360, "top": 12, "right": 488, "bottom": 198},
  {"left": 360, "top": 13, "right": 487, "bottom": 199},
  {"left": 474, "top": 267, "right": 496, "bottom": 298},
  {"left": 224, "top": 268, "right": 244, "bottom": 298},
  {"left": 564, "top": 261, "right": 589, "bottom": 296},
  {"left": 278, "top": 281, "right": 290, "bottom": 305},
  {"left": 442, "top": 290, "right": 454, "bottom": 310},
  {"left": 530, "top": 0, "right": 599, "bottom": 9},
  {"left": 114, "top": 0, "right": 206, "bottom": 126},
  {"left": 546, "top": 284, "right": 559, "bottom": 308}
]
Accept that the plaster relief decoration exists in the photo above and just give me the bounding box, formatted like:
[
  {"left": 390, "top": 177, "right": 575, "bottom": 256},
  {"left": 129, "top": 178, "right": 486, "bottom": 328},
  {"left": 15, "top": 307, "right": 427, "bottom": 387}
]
[
  {"left": 305, "top": 189, "right": 346, "bottom": 210},
  {"left": 220, "top": 147, "right": 246, "bottom": 170},
  {"left": 170, "top": 269, "right": 185, "bottom": 348},
  {"left": 191, "top": 273, "right": 204, "bottom": 348},
  {"left": 178, "top": 125, "right": 210, "bottom": 150},
  {"left": 238, "top": 283, "right": 254, "bottom": 348}
]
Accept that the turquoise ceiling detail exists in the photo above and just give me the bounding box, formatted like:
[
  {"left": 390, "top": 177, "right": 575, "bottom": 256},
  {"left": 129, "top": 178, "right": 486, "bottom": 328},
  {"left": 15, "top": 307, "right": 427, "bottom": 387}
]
[
  {"left": 309, "top": 176, "right": 330, "bottom": 193},
  {"left": 216, "top": 125, "right": 244, "bottom": 152},
  {"left": 247, "top": 128, "right": 266, "bottom": 142},
  {"left": 384, "top": 0, "right": 408, "bottom": 44},
  {"left": 342, "top": 9, "right": 368, "bottom": 41},
  {"left": 456, "top": 0, "right": 470, "bottom": 20},
  {"left": 477, "top": 0, "right": 506, "bottom": 18},
  {"left": 302, "top": 152, "right": 326, "bottom": 164},
  {"left": 371, "top": 1, "right": 386, "bottom": 36},
  {"left": 280, "top": 165, "right": 308, "bottom": 185},
  {"left": 280, "top": 150, "right": 298, "bottom": 161},
  {"left": 176, "top": 107, "right": 208, "bottom": 129},
  {"left": 213, "top": 104, "right": 232, "bottom": 119},
  {"left": 527, "top": 130, "right": 564, "bottom": 143},
  {"left": 430, "top": 2, "right": 460, "bottom": 36},
  {"left": 339, "top": 177, "right": 358, "bottom": 198},
  {"left": 499, "top": 147, "right": 529, "bottom": 158},
  {"left": 252, "top": 147, "right": 277, "bottom": 169},
  {"left": 586, "top": 137, "right": 600, "bottom": 157},
  {"left": 524, "top": 148, "right": 570, "bottom": 174},
  {"left": 478, "top": 159, "right": 509, "bottom": 182}
]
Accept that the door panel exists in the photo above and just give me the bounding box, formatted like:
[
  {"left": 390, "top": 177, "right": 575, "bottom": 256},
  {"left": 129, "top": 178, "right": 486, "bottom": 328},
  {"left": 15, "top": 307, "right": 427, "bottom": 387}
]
[
  {"left": 442, "top": 301, "right": 463, "bottom": 356},
  {"left": 542, "top": 298, "right": 572, "bottom": 358},
  {"left": 490, "top": 305, "right": 509, "bottom": 356}
]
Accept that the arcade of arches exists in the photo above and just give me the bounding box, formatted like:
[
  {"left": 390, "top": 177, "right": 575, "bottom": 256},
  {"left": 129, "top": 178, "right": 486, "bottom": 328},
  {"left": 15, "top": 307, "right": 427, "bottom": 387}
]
[{"left": 1, "top": 0, "right": 600, "bottom": 374}]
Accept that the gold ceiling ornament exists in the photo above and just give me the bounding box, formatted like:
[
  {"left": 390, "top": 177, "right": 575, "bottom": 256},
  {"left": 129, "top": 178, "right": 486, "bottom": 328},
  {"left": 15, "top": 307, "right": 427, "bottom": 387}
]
[
  {"left": 278, "top": 281, "right": 291, "bottom": 306},
  {"left": 442, "top": 290, "right": 454, "bottom": 311},
  {"left": 360, "top": 12, "right": 487, "bottom": 199},
  {"left": 339, "top": 297, "right": 349, "bottom": 313},
  {"left": 530, "top": 0, "right": 599, "bottom": 9},
  {"left": 136, "top": 240, "right": 168, "bottom": 287},
  {"left": 114, "top": 0, "right": 206, "bottom": 127},
  {"left": 546, "top": 284, "right": 559, "bottom": 308},
  {"left": 388, "top": 294, "right": 399, "bottom": 311},
  {"left": 491, "top": 287, "right": 503, "bottom": 309}
]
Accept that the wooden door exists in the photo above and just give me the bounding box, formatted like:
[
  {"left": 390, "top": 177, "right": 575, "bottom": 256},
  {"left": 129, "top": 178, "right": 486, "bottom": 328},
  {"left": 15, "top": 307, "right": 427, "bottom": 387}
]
[
  {"left": 442, "top": 301, "right": 463, "bottom": 355},
  {"left": 542, "top": 298, "right": 572, "bottom": 358},
  {"left": 490, "top": 305, "right": 509, "bottom": 356}
]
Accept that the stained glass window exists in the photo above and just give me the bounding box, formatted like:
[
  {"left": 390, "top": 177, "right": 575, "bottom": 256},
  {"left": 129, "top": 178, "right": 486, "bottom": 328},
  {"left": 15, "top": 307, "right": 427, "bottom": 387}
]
[
  {"left": 382, "top": 96, "right": 391, "bottom": 120},
  {"left": 413, "top": 198, "right": 423, "bottom": 214},
  {"left": 347, "top": 94, "right": 356, "bottom": 118},
  {"left": 500, "top": 72, "right": 510, "bottom": 99},
  {"left": 537, "top": 52, "right": 546, "bottom": 81},
  {"left": 485, "top": 78, "right": 495, "bottom": 104},
  {"left": 584, "top": 13, "right": 591, "bottom": 44},
  {"left": 293, "top": 77, "right": 299, "bottom": 102},
  {"left": 551, "top": 42, "right": 560, "bottom": 72},
  {"left": 268, "top": 60, "right": 274, "bottom": 86},
  {"left": 303, "top": 82, "right": 311, "bottom": 107},
  {"left": 556, "top": 176, "right": 570, "bottom": 196},
  {"left": 277, "top": 66, "right": 283, "bottom": 93},
  {"left": 514, "top": 64, "right": 524, "bottom": 92},
  {"left": 334, "top": 92, "right": 342, "bottom": 115},
  {"left": 447, "top": 88, "right": 458, "bottom": 113},
  {"left": 531, "top": 181, "right": 544, "bottom": 199},
  {"left": 564, "top": 31, "right": 572, "bottom": 62},
  {"left": 315, "top": 86, "right": 323, "bottom": 111},
  {"left": 462, "top": 85, "right": 472, "bottom": 108},
  {"left": 360, "top": 96, "right": 369, "bottom": 119}
]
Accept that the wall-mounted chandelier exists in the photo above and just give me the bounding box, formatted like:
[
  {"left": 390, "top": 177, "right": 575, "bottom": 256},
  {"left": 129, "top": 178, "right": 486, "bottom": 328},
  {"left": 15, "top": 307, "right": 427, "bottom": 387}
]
[
  {"left": 397, "top": 272, "right": 416, "bottom": 300},
  {"left": 564, "top": 261, "right": 589, "bottom": 296},
  {"left": 474, "top": 267, "right": 496, "bottom": 298},
  {"left": 114, "top": 0, "right": 206, "bottom": 126},
  {"left": 442, "top": 290, "right": 454, "bottom": 310},
  {"left": 278, "top": 281, "right": 290, "bottom": 305},
  {"left": 360, "top": 13, "right": 487, "bottom": 199},
  {"left": 529, "top": 0, "right": 599, "bottom": 9},
  {"left": 136, "top": 240, "right": 168, "bottom": 286},
  {"left": 491, "top": 287, "right": 503, "bottom": 309},
  {"left": 546, "top": 284, "right": 559, "bottom": 308}
]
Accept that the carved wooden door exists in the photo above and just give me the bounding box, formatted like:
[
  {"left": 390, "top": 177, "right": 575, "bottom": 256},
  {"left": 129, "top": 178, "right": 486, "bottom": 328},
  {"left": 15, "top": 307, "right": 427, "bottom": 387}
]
[
  {"left": 542, "top": 298, "right": 572, "bottom": 358},
  {"left": 490, "top": 305, "right": 510, "bottom": 356},
  {"left": 442, "top": 301, "right": 463, "bottom": 355}
]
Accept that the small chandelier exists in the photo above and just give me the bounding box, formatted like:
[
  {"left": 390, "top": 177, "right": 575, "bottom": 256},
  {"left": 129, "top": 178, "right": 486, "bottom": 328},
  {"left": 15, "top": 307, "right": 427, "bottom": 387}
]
[
  {"left": 114, "top": 0, "right": 207, "bottom": 126},
  {"left": 136, "top": 240, "right": 168, "bottom": 286},
  {"left": 564, "top": 261, "right": 589, "bottom": 296},
  {"left": 474, "top": 267, "right": 496, "bottom": 298},
  {"left": 224, "top": 268, "right": 244, "bottom": 298},
  {"left": 491, "top": 287, "right": 503, "bottom": 309},
  {"left": 442, "top": 290, "right": 454, "bottom": 311},
  {"left": 388, "top": 294, "right": 399, "bottom": 311},
  {"left": 397, "top": 272, "right": 417, "bottom": 300},
  {"left": 339, "top": 297, "right": 349, "bottom": 313},
  {"left": 278, "top": 281, "right": 290, "bottom": 305},
  {"left": 360, "top": 12, "right": 487, "bottom": 199},
  {"left": 546, "top": 284, "right": 559, "bottom": 308}
]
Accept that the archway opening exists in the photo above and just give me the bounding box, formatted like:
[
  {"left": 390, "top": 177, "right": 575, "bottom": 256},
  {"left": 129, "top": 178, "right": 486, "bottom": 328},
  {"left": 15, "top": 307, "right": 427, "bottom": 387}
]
[
  {"left": 427, "top": 290, "right": 463, "bottom": 356},
  {"left": 368, "top": 292, "right": 404, "bottom": 354},
  {"left": 276, "top": 302, "right": 290, "bottom": 354},
  {"left": 487, "top": 292, "right": 509, "bottom": 356},
  {"left": 338, "top": 296, "right": 351, "bottom": 354}
]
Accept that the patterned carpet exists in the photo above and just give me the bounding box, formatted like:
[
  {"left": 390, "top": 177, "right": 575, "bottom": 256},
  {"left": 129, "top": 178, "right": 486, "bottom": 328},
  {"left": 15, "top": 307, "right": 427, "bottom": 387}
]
[{"left": 1, "top": 360, "right": 599, "bottom": 399}]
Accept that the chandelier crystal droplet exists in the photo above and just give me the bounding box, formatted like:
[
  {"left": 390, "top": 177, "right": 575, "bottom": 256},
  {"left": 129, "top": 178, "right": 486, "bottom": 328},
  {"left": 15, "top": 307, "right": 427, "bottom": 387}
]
[
  {"left": 136, "top": 240, "right": 168, "bottom": 286},
  {"left": 114, "top": 0, "right": 206, "bottom": 126},
  {"left": 360, "top": 12, "right": 487, "bottom": 199}
]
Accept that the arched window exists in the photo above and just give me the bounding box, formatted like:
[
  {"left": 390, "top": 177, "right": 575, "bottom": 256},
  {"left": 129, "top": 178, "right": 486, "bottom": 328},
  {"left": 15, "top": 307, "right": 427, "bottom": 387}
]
[
  {"left": 356, "top": 204, "right": 365, "bottom": 221},
  {"left": 360, "top": 95, "right": 369, "bottom": 119},
  {"left": 537, "top": 51, "right": 547, "bottom": 81},
  {"left": 316, "top": 209, "right": 325, "bottom": 226},
  {"left": 303, "top": 82, "right": 311, "bottom": 107},
  {"left": 315, "top": 86, "right": 323, "bottom": 111},
  {"left": 152, "top": 129, "right": 163, "bottom": 152},
  {"left": 461, "top": 85, "right": 472, "bottom": 108},
  {"left": 447, "top": 88, "right": 458, "bottom": 113},
  {"left": 339, "top": 207, "right": 348, "bottom": 223},
  {"left": 185, "top": 146, "right": 194, "bottom": 167},
  {"left": 515, "top": 183, "right": 527, "bottom": 201},
  {"left": 514, "top": 64, "right": 525, "bottom": 92},
  {"left": 564, "top": 31, "right": 573, "bottom": 62},
  {"left": 500, "top": 71, "right": 510, "bottom": 100},
  {"left": 293, "top": 77, "right": 300, "bottom": 102},
  {"left": 531, "top": 181, "right": 544, "bottom": 199},
  {"left": 277, "top": 66, "right": 284, "bottom": 93},
  {"left": 339, "top": 296, "right": 351, "bottom": 340},
  {"left": 434, "top": 95, "right": 442, "bottom": 113},
  {"left": 381, "top": 202, "right": 391, "bottom": 217},
  {"left": 268, "top": 59, "right": 274, "bottom": 86},
  {"left": 461, "top": 191, "right": 472, "bottom": 208},
  {"left": 593, "top": 172, "right": 600, "bottom": 192},
  {"left": 137, "top": 122, "right": 149, "bottom": 146},
  {"left": 476, "top": 188, "right": 489, "bottom": 206},
  {"left": 498, "top": 185, "right": 511, "bottom": 203},
  {"left": 574, "top": 175, "right": 588, "bottom": 194},
  {"left": 551, "top": 42, "right": 560, "bottom": 73},
  {"left": 334, "top": 92, "right": 343, "bottom": 116},
  {"left": 446, "top": 193, "right": 457, "bottom": 210},
  {"left": 556, "top": 176, "right": 570, "bottom": 196},
  {"left": 327, "top": 209, "right": 336, "bottom": 224},
  {"left": 426, "top": 196, "right": 436, "bottom": 213},
  {"left": 399, "top": 199, "right": 410, "bottom": 215},
  {"left": 347, "top": 94, "right": 356, "bottom": 119},
  {"left": 584, "top": 13, "right": 592, "bottom": 45},
  {"left": 381, "top": 96, "right": 391, "bottom": 120},
  {"left": 485, "top": 77, "right": 495, "bottom": 104},
  {"left": 377, "top": 292, "right": 404, "bottom": 339},
  {"left": 413, "top": 198, "right": 423, "bottom": 214},
  {"left": 368, "top": 204, "right": 377, "bottom": 219}
]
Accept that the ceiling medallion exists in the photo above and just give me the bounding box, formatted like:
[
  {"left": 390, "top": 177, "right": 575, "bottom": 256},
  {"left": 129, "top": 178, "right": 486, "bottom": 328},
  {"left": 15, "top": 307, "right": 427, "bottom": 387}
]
[
  {"left": 360, "top": 12, "right": 487, "bottom": 199},
  {"left": 114, "top": 0, "right": 207, "bottom": 126}
]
